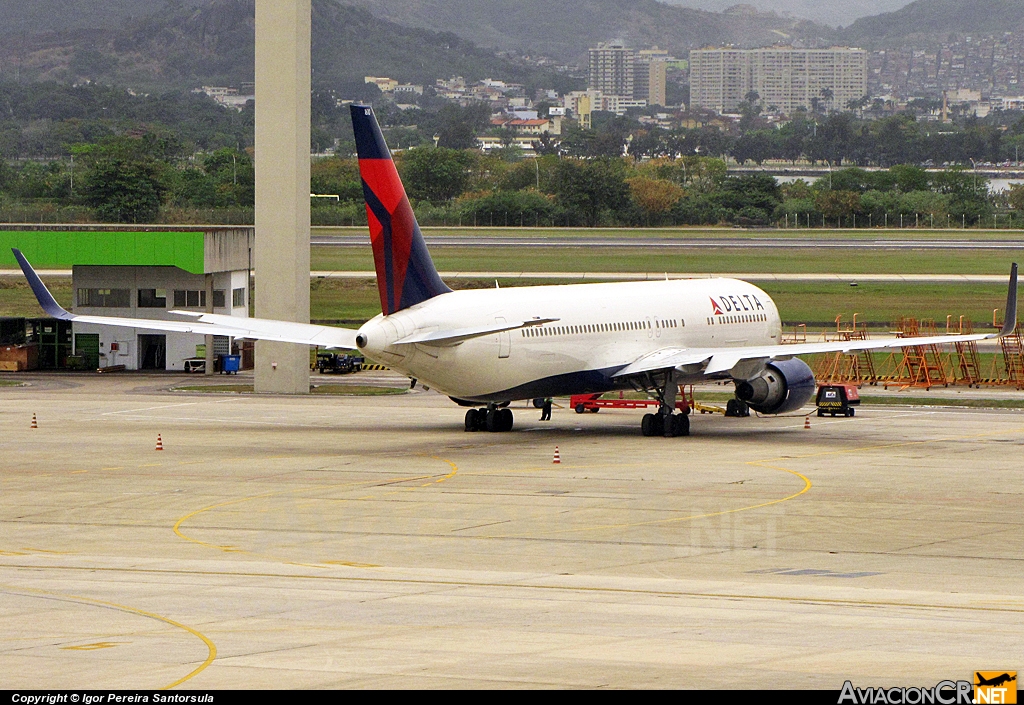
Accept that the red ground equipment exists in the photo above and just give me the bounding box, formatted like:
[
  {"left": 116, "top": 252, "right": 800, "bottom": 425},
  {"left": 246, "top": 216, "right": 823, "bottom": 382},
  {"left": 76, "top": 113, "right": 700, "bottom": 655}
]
[{"left": 570, "top": 392, "right": 690, "bottom": 414}]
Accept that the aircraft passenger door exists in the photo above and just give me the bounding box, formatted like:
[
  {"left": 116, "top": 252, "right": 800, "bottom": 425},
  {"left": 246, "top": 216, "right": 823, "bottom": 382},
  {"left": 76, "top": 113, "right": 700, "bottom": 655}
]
[{"left": 496, "top": 317, "right": 510, "bottom": 359}]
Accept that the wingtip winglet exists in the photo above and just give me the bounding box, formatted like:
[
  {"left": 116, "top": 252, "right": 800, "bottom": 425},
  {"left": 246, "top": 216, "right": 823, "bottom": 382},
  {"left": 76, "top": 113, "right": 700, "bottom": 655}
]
[
  {"left": 1000, "top": 262, "right": 1018, "bottom": 337},
  {"left": 11, "top": 248, "right": 73, "bottom": 320}
]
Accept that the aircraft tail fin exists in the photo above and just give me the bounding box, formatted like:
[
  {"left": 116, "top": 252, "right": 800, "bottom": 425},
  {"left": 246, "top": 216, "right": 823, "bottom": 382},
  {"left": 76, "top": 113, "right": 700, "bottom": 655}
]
[{"left": 351, "top": 104, "right": 451, "bottom": 316}]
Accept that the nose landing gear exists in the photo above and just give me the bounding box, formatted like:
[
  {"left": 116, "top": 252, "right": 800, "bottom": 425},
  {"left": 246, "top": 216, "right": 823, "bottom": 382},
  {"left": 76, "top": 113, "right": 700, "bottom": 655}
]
[{"left": 465, "top": 406, "right": 514, "bottom": 432}]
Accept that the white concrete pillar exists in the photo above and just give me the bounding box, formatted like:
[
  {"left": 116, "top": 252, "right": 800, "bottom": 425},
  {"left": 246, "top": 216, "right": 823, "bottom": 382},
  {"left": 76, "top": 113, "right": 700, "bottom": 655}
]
[
  {"left": 254, "top": 0, "right": 311, "bottom": 394},
  {"left": 204, "top": 273, "right": 214, "bottom": 375}
]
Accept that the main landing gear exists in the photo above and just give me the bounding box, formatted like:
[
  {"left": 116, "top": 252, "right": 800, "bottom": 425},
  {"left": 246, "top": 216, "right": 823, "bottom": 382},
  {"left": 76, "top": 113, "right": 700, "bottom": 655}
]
[
  {"left": 465, "top": 405, "right": 514, "bottom": 433},
  {"left": 635, "top": 370, "right": 690, "bottom": 438}
]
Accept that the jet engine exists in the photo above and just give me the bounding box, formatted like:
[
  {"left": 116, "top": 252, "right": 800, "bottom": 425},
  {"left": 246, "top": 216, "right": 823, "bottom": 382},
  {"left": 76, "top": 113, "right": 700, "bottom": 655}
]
[{"left": 733, "top": 358, "right": 815, "bottom": 415}]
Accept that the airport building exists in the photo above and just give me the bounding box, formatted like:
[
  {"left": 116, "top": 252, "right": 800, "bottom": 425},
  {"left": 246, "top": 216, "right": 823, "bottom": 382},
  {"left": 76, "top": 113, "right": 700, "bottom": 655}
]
[
  {"left": 0, "top": 227, "right": 252, "bottom": 371},
  {"left": 689, "top": 46, "right": 868, "bottom": 114}
]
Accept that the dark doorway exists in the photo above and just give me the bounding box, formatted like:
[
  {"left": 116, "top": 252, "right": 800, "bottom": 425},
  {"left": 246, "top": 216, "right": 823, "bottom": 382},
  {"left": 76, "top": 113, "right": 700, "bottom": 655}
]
[{"left": 138, "top": 335, "right": 166, "bottom": 370}]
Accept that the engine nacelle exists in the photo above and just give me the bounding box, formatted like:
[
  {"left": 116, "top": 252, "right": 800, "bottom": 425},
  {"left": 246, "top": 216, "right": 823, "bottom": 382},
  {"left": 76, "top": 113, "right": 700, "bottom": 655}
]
[{"left": 734, "top": 358, "right": 815, "bottom": 415}]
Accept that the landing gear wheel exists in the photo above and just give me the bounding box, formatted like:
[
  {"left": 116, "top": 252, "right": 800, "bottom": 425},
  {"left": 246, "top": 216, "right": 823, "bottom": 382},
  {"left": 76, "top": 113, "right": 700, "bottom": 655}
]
[
  {"left": 727, "top": 399, "right": 750, "bottom": 417},
  {"left": 465, "top": 408, "right": 480, "bottom": 432},
  {"left": 500, "top": 408, "right": 514, "bottom": 431},
  {"left": 641, "top": 413, "right": 656, "bottom": 437},
  {"left": 485, "top": 409, "right": 500, "bottom": 432},
  {"left": 672, "top": 413, "right": 690, "bottom": 437}
]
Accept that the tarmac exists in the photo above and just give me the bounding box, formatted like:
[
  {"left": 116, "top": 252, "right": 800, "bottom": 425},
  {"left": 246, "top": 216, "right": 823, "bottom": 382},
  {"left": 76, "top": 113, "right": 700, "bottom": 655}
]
[{"left": 1, "top": 371, "right": 1022, "bottom": 689}]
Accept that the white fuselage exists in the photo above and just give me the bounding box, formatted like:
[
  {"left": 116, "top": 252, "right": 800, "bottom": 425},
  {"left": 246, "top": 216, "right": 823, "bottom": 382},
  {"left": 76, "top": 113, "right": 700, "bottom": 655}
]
[{"left": 356, "top": 278, "right": 783, "bottom": 402}]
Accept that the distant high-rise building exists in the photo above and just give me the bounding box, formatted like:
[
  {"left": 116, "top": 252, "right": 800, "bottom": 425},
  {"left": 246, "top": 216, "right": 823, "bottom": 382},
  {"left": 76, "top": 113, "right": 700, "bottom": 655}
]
[
  {"left": 635, "top": 48, "right": 670, "bottom": 107},
  {"left": 588, "top": 42, "right": 673, "bottom": 110},
  {"left": 589, "top": 42, "right": 636, "bottom": 99},
  {"left": 689, "top": 47, "right": 868, "bottom": 114}
]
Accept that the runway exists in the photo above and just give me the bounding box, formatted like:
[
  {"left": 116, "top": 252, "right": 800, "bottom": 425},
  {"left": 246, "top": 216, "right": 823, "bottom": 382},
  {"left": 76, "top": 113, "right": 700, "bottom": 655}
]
[{"left": 1, "top": 373, "right": 1022, "bottom": 688}]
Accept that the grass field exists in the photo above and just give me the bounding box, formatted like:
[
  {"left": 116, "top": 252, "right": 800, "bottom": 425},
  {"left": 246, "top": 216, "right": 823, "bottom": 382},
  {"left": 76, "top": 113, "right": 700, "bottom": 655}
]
[
  {"left": 318, "top": 226, "right": 1024, "bottom": 242},
  {"left": 0, "top": 278, "right": 71, "bottom": 317},
  {"left": 310, "top": 244, "right": 1024, "bottom": 275}
]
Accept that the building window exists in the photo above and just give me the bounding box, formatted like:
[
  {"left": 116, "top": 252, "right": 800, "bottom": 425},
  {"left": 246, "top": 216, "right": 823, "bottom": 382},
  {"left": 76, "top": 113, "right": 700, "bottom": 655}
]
[
  {"left": 174, "top": 290, "right": 207, "bottom": 308},
  {"left": 138, "top": 289, "right": 167, "bottom": 308},
  {"left": 232, "top": 288, "right": 245, "bottom": 307},
  {"left": 78, "top": 288, "right": 130, "bottom": 308},
  {"left": 213, "top": 290, "right": 226, "bottom": 308}
]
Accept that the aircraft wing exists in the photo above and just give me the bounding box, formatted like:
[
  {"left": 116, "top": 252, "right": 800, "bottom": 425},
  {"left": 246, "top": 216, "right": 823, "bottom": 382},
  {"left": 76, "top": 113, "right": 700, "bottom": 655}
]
[
  {"left": 12, "top": 249, "right": 358, "bottom": 349},
  {"left": 614, "top": 263, "right": 1017, "bottom": 379}
]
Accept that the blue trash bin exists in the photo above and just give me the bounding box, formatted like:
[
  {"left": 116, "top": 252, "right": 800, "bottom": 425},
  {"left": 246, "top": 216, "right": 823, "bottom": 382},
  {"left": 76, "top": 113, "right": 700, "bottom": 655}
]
[{"left": 220, "top": 354, "right": 241, "bottom": 374}]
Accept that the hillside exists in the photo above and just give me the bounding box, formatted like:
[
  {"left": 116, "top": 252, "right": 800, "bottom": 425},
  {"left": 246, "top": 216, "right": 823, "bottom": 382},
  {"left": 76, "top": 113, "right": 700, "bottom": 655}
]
[
  {"left": 0, "top": 0, "right": 203, "bottom": 36},
  {"left": 347, "top": 0, "right": 838, "bottom": 60},
  {"left": 0, "top": 0, "right": 581, "bottom": 92},
  {"left": 842, "top": 0, "right": 1024, "bottom": 43},
  {"left": 662, "top": 1, "right": 909, "bottom": 28}
]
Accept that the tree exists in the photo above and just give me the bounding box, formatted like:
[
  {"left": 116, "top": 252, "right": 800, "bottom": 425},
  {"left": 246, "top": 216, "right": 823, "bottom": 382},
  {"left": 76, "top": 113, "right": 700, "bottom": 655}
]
[
  {"left": 819, "top": 87, "right": 834, "bottom": 113},
  {"left": 1009, "top": 184, "right": 1024, "bottom": 213},
  {"left": 552, "top": 158, "right": 629, "bottom": 226},
  {"left": 397, "top": 147, "right": 475, "bottom": 203},
  {"left": 731, "top": 131, "right": 776, "bottom": 166},
  {"left": 432, "top": 103, "right": 491, "bottom": 150},
  {"left": 76, "top": 138, "right": 168, "bottom": 223},
  {"left": 310, "top": 156, "right": 362, "bottom": 203},
  {"left": 814, "top": 190, "right": 861, "bottom": 222},
  {"left": 627, "top": 177, "right": 684, "bottom": 225}
]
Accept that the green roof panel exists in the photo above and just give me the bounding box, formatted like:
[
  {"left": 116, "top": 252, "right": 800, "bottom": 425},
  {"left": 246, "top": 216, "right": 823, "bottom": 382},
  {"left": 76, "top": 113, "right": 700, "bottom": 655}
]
[{"left": 0, "top": 230, "right": 207, "bottom": 273}]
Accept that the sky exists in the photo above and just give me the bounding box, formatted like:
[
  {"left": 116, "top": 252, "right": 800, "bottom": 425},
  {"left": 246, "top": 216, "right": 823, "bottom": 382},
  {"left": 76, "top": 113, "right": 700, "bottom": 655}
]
[{"left": 661, "top": 0, "right": 913, "bottom": 27}]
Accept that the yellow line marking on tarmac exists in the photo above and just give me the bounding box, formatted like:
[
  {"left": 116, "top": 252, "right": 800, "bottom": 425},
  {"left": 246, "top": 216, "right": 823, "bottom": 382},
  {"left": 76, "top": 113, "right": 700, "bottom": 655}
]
[
  {"left": 6, "top": 564, "right": 1024, "bottom": 616},
  {"left": 63, "top": 642, "right": 126, "bottom": 650},
  {"left": 0, "top": 584, "right": 216, "bottom": 689},
  {"left": 71, "top": 470, "right": 87, "bottom": 474},
  {"left": 172, "top": 456, "right": 459, "bottom": 565},
  {"left": 482, "top": 420, "right": 1024, "bottom": 539}
]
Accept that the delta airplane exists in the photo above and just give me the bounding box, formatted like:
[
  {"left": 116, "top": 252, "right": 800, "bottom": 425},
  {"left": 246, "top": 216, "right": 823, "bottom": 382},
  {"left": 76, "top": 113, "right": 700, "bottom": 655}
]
[{"left": 12, "top": 105, "right": 1020, "bottom": 437}]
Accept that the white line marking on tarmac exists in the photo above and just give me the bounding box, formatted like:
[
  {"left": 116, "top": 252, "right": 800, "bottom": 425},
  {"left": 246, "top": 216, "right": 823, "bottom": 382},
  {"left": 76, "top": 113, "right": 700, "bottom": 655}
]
[{"left": 101, "top": 402, "right": 200, "bottom": 416}]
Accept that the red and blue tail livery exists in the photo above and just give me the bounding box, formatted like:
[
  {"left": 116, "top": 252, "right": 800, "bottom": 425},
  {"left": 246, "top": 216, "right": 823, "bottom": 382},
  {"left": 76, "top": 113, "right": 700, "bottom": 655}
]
[{"left": 351, "top": 105, "right": 451, "bottom": 316}]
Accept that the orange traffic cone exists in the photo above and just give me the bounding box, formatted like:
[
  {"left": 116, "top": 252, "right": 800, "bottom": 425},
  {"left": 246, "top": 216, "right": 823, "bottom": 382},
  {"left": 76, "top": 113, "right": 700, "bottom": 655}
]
[
  {"left": 31, "top": 413, "right": 37, "bottom": 429},
  {"left": 804, "top": 416, "right": 811, "bottom": 429},
  {"left": 155, "top": 434, "right": 164, "bottom": 451},
  {"left": 552, "top": 446, "right": 561, "bottom": 464}
]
